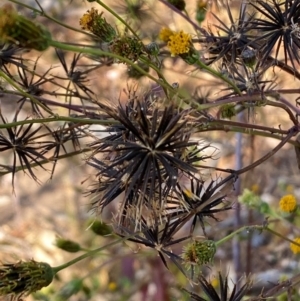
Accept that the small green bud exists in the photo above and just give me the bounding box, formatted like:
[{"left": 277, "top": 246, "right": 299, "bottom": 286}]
[
  {"left": 55, "top": 237, "right": 81, "bottom": 253},
  {"left": 90, "top": 220, "right": 112, "bottom": 236},
  {"left": 145, "top": 42, "right": 160, "bottom": 56}
]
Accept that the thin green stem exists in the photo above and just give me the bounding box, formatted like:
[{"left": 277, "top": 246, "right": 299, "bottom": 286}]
[
  {"left": 8, "top": 0, "right": 90, "bottom": 36},
  {"left": 139, "top": 55, "right": 169, "bottom": 84},
  {"left": 266, "top": 227, "right": 300, "bottom": 248},
  {"left": 48, "top": 39, "right": 176, "bottom": 93},
  {"left": 0, "top": 116, "right": 115, "bottom": 129},
  {"left": 49, "top": 39, "right": 190, "bottom": 100},
  {"left": 215, "top": 225, "right": 300, "bottom": 249},
  {"left": 215, "top": 224, "right": 263, "bottom": 247},
  {"left": 94, "top": 0, "right": 139, "bottom": 39},
  {"left": 194, "top": 59, "right": 242, "bottom": 95},
  {"left": 52, "top": 236, "right": 127, "bottom": 274},
  {"left": 200, "top": 127, "right": 299, "bottom": 147}
]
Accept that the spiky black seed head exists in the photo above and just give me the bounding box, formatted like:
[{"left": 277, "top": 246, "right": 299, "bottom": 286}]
[
  {"left": 184, "top": 272, "right": 252, "bottom": 301},
  {"left": 87, "top": 96, "right": 200, "bottom": 222}
]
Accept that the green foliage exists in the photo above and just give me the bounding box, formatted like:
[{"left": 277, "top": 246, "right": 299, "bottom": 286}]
[{"left": 0, "top": 0, "right": 300, "bottom": 300}]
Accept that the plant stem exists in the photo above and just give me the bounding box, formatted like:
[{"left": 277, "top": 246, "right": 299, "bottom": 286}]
[
  {"left": 215, "top": 224, "right": 263, "bottom": 247},
  {"left": 266, "top": 227, "right": 300, "bottom": 248},
  {"left": 8, "top": 0, "right": 90, "bottom": 35},
  {"left": 0, "top": 116, "right": 115, "bottom": 129},
  {"left": 48, "top": 40, "right": 177, "bottom": 96},
  {"left": 52, "top": 236, "right": 127, "bottom": 274},
  {"left": 194, "top": 60, "right": 242, "bottom": 95},
  {"left": 95, "top": 0, "right": 139, "bottom": 39},
  {"left": 215, "top": 225, "right": 300, "bottom": 248}
]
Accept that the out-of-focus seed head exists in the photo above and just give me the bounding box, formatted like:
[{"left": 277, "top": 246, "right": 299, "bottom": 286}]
[
  {"left": 0, "top": 5, "right": 51, "bottom": 51},
  {"left": 0, "top": 260, "right": 54, "bottom": 298}
]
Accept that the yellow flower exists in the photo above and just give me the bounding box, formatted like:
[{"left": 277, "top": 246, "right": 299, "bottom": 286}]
[
  {"left": 279, "top": 194, "right": 297, "bottom": 213},
  {"left": 167, "top": 30, "right": 192, "bottom": 56},
  {"left": 197, "top": 0, "right": 208, "bottom": 9},
  {"left": 251, "top": 184, "right": 260, "bottom": 194},
  {"left": 79, "top": 8, "right": 116, "bottom": 42},
  {"left": 211, "top": 277, "right": 219, "bottom": 288},
  {"left": 79, "top": 8, "right": 96, "bottom": 31},
  {"left": 159, "top": 27, "right": 174, "bottom": 42},
  {"left": 290, "top": 237, "right": 300, "bottom": 254},
  {"left": 286, "top": 184, "right": 294, "bottom": 193},
  {"left": 108, "top": 282, "right": 117, "bottom": 291}
]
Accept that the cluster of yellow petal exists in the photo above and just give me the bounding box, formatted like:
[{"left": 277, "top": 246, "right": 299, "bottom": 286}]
[
  {"left": 159, "top": 28, "right": 192, "bottom": 57},
  {"left": 79, "top": 8, "right": 98, "bottom": 30},
  {"left": 279, "top": 194, "right": 297, "bottom": 213},
  {"left": 159, "top": 27, "right": 174, "bottom": 42},
  {"left": 167, "top": 31, "right": 192, "bottom": 56},
  {"left": 290, "top": 237, "right": 300, "bottom": 254}
]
